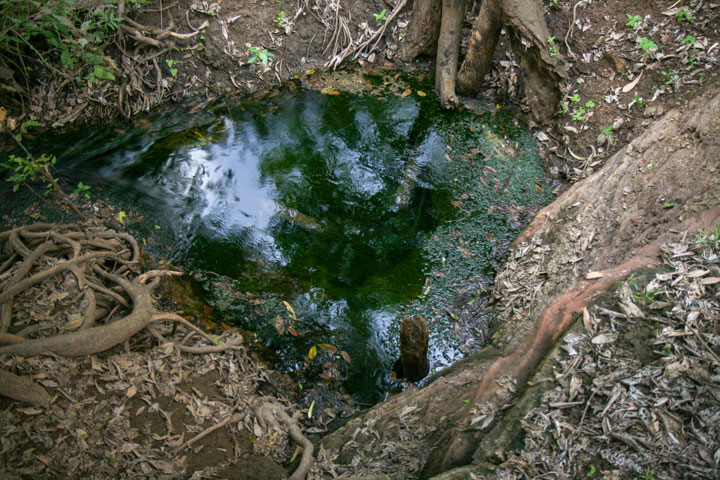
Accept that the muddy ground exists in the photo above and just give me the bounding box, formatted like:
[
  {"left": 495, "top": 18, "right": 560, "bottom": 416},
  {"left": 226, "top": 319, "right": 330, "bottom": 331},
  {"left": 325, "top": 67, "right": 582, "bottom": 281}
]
[{"left": 1, "top": 0, "right": 719, "bottom": 479}]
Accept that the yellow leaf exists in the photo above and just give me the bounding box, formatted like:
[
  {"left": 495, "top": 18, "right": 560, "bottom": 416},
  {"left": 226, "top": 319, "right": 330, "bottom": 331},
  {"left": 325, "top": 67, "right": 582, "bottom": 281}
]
[
  {"left": 318, "top": 343, "right": 337, "bottom": 354},
  {"left": 416, "top": 90, "right": 427, "bottom": 97},
  {"left": 308, "top": 400, "right": 315, "bottom": 418},
  {"left": 400, "top": 89, "right": 412, "bottom": 97},
  {"left": 308, "top": 345, "right": 317, "bottom": 360},
  {"left": 340, "top": 350, "right": 351, "bottom": 364},
  {"left": 282, "top": 300, "right": 296, "bottom": 318}
]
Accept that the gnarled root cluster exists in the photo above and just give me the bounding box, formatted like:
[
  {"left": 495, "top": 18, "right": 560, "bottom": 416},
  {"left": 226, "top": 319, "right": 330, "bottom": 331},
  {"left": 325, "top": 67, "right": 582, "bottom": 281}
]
[{"left": 0, "top": 223, "right": 236, "bottom": 406}]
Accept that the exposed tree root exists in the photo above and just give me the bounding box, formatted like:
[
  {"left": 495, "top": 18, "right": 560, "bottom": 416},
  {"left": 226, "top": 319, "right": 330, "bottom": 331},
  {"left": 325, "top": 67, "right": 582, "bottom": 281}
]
[
  {"left": 256, "top": 401, "right": 314, "bottom": 480},
  {"left": 0, "top": 368, "right": 51, "bottom": 406},
  {"left": 0, "top": 223, "right": 230, "bottom": 405}
]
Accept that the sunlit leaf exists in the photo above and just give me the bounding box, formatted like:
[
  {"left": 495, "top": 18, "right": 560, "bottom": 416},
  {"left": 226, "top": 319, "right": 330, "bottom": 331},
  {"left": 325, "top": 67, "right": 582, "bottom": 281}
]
[
  {"left": 400, "top": 89, "right": 411, "bottom": 97},
  {"left": 282, "top": 300, "right": 296, "bottom": 318},
  {"left": 416, "top": 90, "right": 427, "bottom": 97},
  {"left": 308, "top": 345, "right": 317, "bottom": 360}
]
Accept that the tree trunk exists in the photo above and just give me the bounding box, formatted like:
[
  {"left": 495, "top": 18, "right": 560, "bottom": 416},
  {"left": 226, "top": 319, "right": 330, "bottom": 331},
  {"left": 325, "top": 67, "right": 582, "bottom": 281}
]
[
  {"left": 396, "top": 0, "right": 442, "bottom": 62},
  {"left": 435, "top": 0, "right": 466, "bottom": 108},
  {"left": 503, "top": 0, "right": 567, "bottom": 122},
  {"left": 456, "top": 0, "right": 501, "bottom": 94},
  {"left": 318, "top": 83, "right": 720, "bottom": 479}
]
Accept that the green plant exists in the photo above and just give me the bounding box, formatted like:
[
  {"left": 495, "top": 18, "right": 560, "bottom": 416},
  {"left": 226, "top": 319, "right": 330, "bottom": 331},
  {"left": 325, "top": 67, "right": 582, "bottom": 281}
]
[
  {"left": 166, "top": 59, "right": 178, "bottom": 77},
  {"left": 247, "top": 47, "right": 275, "bottom": 65},
  {"left": 638, "top": 466, "right": 655, "bottom": 480},
  {"left": 1, "top": 153, "right": 57, "bottom": 193},
  {"left": 631, "top": 95, "right": 643, "bottom": 107},
  {"left": 570, "top": 93, "right": 581, "bottom": 103},
  {"left": 661, "top": 70, "right": 680, "bottom": 87},
  {"left": 601, "top": 125, "right": 614, "bottom": 139},
  {"left": 638, "top": 37, "right": 658, "bottom": 56},
  {"left": 73, "top": 181, "right": 91, "bottom": 199},
  {"left": 274, "top": 10, "right": 286, "bottom": 24},
  {"left": 586, "top": 465, "right": 596, "bottom": 477},
  {"left": 675, "top": 9, "right": 693, "bottom": 23},
  {"left": 625, "top": 14, "right": 642, "bottom": 28},
  {"left": 0, "top": 0, "right": 124, "bottom": 86},
  {"left": 373, "top": 9, "right": 388, "bottom": 24},
  {"left": 696, "top": 224, "right": 720, "bottom": 251},
  {"left": 681, "top": 34, "right": 695, "bottom": 44},
  {"left": 549, "top": 0, "right": 558, "bottom": 6},
  {"left": 572, "top": 107, "right": 586, "bottom": 122},
  {"left": 585, "top": 100, "right": 595, "bottom": 108},
  {"left": 547, "top": 36, "right": 559, "bottom": 56},
  {"left": 661, "top": 201, "right": 676, "bottom": 209}
]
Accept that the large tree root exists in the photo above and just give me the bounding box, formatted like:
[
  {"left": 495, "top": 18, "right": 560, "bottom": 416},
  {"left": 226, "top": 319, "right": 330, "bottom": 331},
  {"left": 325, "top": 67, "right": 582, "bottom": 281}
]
[
  {"left": 256, "top": 401, "right": 314, "bottom": 480},
  {"left": 401, "top": 0, "right": 566, "bottom": 119},
  {"left": 0, "top": 223, "right": 228, "bottom": 405}
]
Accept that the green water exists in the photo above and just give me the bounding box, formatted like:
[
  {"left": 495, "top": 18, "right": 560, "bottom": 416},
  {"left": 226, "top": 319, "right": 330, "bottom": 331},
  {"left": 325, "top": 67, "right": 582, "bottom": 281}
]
[{"left": 2, "top": 78, "right": 552, "bottom": 403}]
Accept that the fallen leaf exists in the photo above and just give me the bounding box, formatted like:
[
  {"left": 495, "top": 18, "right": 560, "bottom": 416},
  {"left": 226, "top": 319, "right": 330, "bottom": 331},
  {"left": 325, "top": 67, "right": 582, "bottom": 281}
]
[
  {"left": 451, "top": 200, "right": 463, "bottom": 209},
  {"left": 400, "top": 89, "right": 411, "bottom": 97},
  {"left": 483, "top": 165, "right": 497, "bottom": 175},
  {"left": 340, "top": 351, "right": 351, "bottom": 364},
  {"left": 622, "top": 71, "right": 644, "bottom": 93},
  {"left": 308, "top": 345, "right": 317, "bottom": 360},
  {"left": 700, "top": 277, "right": 720, "bottom": 285},
  {"left": 591, "top": 333, "right": 618, "bottom": 345},
  {"left": 126, "top": 385, "right": 137, "bottom": 398},
  {"left": 582, "top": 307, "right": 593, "bottom": 333},
  {"left": 585, "top": 271, "right": 604, "bottom": 280},
  {"left": 274, "top": 315, "right": 285, "bottom": 335},
  {"left": 288, "top": 327, "right": 299, "bottom": 337},
  {"left": 416, "top": 90, "right": 427, "bottom": 97},
  {"left": 318, "top": 343, "right": 337, "bottom": 354},
  {"left": 308, "top": 400, "right": 315, "bottom": 418}
]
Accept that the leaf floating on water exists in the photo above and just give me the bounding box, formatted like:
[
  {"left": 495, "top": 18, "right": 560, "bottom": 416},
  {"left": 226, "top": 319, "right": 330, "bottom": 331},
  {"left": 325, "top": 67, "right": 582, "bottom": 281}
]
[
  {"left": 535, "top": 184, "right": 544, "bottom": 193},
  {"left": 416, "top": 90, "right": 427, "bottom": 97},
  {"left": 591, "top": 333, "right": 618, "bottom": 345},
  {"left": 282, "top": 300, "right": 296, "bottom": 319},
  {"left": 274, "top": 315, "right": 285, "bottom": 335},
  {"left": 318, "top": 343, "right": 337, "bottom": 354},
  {"left": 585, "top": 271, "right": 604, "bottom": 280},
  {"left": 483, "top": 165, "right": 497, "bottom": 175},
  {"left": 287, "top": 327, "right": 299, "bottom": 337},
  {"left": 340, "top": 351, "right": 351, "bottom": 364},
  {"left": 308, "top": 345, "right": 317, "bottom": 360},
  {"left": 451, "top": 200, "right": 463, "bottom": 209},
  {"left": 320, "top": 86, "right": 340, "bottom": 95},
  {"left": 417, "top": 73, "right": 426, "bottom": 81},
  {"left": 400, "top": 89, "right": 412, "bottom": 97}
]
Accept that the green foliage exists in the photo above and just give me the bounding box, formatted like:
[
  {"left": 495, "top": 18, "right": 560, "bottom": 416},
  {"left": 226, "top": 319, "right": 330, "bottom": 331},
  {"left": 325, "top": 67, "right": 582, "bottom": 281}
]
[
  {"left": 548, "top": 0, "right": 558, "bottom": 7},
  {"left": 247, "top": 47, "right": 275, "bottom": 66},
  {"left": 675, "top": 9, "right": 692, "bottom": 23},
  {"left": 681, "top": 34, "right": 694, "bottom": 44},
  {"left": 696, "top": 224, "right": 720, "bottom": 251},
  {"left": 585, "top": 100, "right": 595, "bottom": 108},
  {"left": 661, "top": 70, "right": 679, "bottom": 87},
  {"left": 638, "top": 37, "right": 658, "bottom": 56},
  {"left": 586, "top": 465, "right": 596, "bottom": 477},
  {"left": 1, "top": 153, "right": 56, "bottom": 192},
  {"left": 373, "top": 9, "right": 388, "bottom": 24},
  {"left": 0, "top": 0, "right": 124, "bottom": 84},
  {"left": 73, "top": 181, "right": 91, "bottom": 199},
  {"left": 569, "top": 93, "right": 581, "bottom": 103},
  {"left": 601, "top": 125, "right": 614, "bottom": 139},
  {"left": 274, "top": 10, "right": 286, "bottom": 25},
  {"left": 166, "top": 58, "right": 178, "bottom": 77},
  {"left": 547, "top": 36, "right": 559, "bottom": 56},
  {"left": 625, "top": 14, "right": 642, "bottom": 28},
  {"left": 661, "top": 201, "right": 676, "bottom": 209},
  {"left": 572, "top": 107, "right": 586, "bottom": 122}
]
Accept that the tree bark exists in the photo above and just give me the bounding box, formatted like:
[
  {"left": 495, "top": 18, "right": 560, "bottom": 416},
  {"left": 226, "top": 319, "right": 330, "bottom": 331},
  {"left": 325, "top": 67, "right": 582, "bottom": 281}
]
[
  {"left": 396, "top": 0, "right": 442, "bottom": 62},
  {"left": 456, "top": 0, "right": 501, "bottom": 94},
  {"left": 435, "top": 0, "right": 466, "bottom": 108}
]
